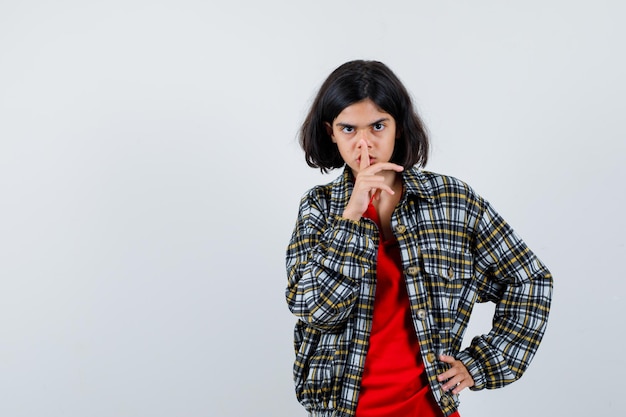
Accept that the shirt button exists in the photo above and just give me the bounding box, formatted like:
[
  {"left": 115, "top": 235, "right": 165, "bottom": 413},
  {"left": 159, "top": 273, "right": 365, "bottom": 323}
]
[
  {"left": 394, "top": 224, "right": 407, "bottom": 234},
  {"left": 426, "top": 352, "right": 436, "bottom": 363},
  {"left": 416, "top": 309, "right": 427, "bottom": 320},
  {"left": 406, "top": 266, "right": 419, "bottom": 276},
  {"left": 447, "top": 266, "right": 454, "bottom": 279}
]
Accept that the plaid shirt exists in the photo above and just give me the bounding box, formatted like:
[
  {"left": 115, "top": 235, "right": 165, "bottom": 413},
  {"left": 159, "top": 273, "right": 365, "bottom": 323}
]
[{"left": 286, "top": 166, "right": 552, "bottom": 417}]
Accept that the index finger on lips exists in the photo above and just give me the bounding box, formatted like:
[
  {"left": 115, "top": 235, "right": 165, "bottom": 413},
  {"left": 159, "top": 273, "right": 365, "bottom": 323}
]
[{"left": 359, "top": 140, "right": 370, "bottom": 170}]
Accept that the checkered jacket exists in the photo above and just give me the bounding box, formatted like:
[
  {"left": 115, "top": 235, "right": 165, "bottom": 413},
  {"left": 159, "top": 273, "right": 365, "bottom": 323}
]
[{"left": 285, "top": 166, "right": 553, "bottom": 417}]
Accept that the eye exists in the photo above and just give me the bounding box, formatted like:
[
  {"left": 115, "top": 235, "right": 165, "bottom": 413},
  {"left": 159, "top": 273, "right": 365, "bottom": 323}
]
[
  {"left": 373, "top": 123, "right": 385, "bottom": 132},
  {"left": 341, "top": 126, "right": 354, "bottom": 134}
]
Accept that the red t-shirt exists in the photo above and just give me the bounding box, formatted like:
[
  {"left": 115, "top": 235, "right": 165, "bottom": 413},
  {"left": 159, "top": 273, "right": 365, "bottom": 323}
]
[{"left": 356, "top": 202, "right": 460, "bottom": 417}]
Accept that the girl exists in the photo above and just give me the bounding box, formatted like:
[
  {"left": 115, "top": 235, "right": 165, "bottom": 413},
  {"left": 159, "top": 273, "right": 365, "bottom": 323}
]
[{"left": 286, "top": 60, "right": 552, "bottom": 417}]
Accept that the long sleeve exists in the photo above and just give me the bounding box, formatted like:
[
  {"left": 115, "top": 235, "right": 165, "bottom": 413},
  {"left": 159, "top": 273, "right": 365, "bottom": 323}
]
[
  {"left": 457, "top": 200, "right": 553, "bottom": 390},
  {"left": 285, "top": 189, "right": 378, "bottom": 332}
]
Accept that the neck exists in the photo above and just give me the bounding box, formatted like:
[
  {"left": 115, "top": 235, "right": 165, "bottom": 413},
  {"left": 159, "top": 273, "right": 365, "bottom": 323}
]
[{"left": 381, "top": 170, "right": 400, "bottom": 188}]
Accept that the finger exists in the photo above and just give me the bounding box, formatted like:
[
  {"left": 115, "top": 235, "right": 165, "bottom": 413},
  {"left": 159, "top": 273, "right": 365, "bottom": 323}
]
[
  {"left": 436, "top": 355, "right": 474, "bottom": 393},
  {"left": 365, "top": 162, "right": 404, "bottom": 174},
  {"left": 359, "top": 140, "right": 370, "bottom": 171},
  {"left": 441, "top": 371, "right": 469, "bottom": 393},
  {"left": 356, "top": 178, "right": 396, "bottom": 196},
  {"left": 437, "top": 368, "right": 457, "bottom": 382},
  {"left": 436, "top": 356, "right": 460, "bottom": 381},
  {"left": 450, "top": 374, "right": 472, "bottom": 394},
  {"left": 441, "top": 374, "right": 463, "bottom": 391},
  {"left": 438, "top": 354, "right": 456, "bottom": 364},
  {"left": 451, "top": 382, "right": 465, "bottom": 395}
]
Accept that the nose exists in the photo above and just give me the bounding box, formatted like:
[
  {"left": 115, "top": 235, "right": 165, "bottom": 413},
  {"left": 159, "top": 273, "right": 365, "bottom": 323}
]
[{"left": 357, "top": 130, "right": 372, "bottom": 147}]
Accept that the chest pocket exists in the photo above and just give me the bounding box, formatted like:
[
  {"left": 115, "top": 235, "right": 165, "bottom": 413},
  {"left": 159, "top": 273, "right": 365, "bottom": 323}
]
[{"left": 420, "top": 248, "right": 474, "bottom": 330}]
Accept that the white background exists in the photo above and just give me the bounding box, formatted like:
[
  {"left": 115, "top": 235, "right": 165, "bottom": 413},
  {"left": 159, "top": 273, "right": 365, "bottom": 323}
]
[{"left": 1, "top": 1, "right": 624, "bottom": 416}]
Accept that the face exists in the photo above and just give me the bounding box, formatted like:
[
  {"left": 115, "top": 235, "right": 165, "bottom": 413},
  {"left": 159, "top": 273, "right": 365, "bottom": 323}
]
[{"left": 326, "top": 99, "right": 397, "bottom": 175}]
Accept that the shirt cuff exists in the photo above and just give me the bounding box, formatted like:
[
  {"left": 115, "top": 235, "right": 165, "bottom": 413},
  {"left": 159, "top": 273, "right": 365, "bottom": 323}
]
[{"left": 456, "top": 350, "right": 486, "bottom": 391}]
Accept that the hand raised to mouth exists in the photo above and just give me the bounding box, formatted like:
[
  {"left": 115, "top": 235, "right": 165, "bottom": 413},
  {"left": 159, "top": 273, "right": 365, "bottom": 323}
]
[{"left": 342, "top": 139, "right": 404, "bottom": 221}]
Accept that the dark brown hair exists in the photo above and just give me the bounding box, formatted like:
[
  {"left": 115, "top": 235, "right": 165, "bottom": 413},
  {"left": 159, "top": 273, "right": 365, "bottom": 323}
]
[{"left": 300, "top": 60, "right": 429, "bottom": 173}]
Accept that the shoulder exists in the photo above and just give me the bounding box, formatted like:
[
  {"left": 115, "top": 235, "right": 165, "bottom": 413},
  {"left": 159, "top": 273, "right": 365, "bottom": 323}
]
[
  {"left": 404, "top": 167, "right": 484, "bottom": 204},
  {"left": 298, "top": 170, "right": 348, "bottom": 213},
  {"left": 422, "top": 170, "right": 478, "bottom": 196}
]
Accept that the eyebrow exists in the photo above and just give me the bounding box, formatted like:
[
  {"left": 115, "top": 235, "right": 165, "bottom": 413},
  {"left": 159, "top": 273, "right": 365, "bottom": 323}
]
[{"left": 335, "top": 118, "right": 390, "bottom": 128}]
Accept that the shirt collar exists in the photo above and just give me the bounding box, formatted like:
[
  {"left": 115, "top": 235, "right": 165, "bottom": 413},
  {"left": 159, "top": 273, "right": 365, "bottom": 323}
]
[{"left": 401, "top": 166, "right": 434, "bottom": 202}]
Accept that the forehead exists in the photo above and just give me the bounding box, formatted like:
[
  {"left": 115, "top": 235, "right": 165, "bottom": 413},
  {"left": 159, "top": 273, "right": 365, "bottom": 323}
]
[{"left": 334, "top": 99, "right": 393, "bottom": 124}]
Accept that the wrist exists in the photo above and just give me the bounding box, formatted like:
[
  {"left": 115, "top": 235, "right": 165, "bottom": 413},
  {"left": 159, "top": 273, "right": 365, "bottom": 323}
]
[{"left": 342, "top": 208, "right": 362, "bottom": 221}]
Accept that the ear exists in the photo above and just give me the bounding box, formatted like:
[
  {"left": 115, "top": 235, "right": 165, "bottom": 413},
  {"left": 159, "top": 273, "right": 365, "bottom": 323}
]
[{"left": 324, "top": 122, "right": 336, "bottom": 143}]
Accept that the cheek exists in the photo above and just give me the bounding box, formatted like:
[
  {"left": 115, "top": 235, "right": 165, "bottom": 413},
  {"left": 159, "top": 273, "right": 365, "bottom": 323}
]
[
  {"left": 336, "top": 142, "right": 356, "bottom": 160},
  {"left": 337, "top": 143, "right": 352, "bottom": 156}
]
